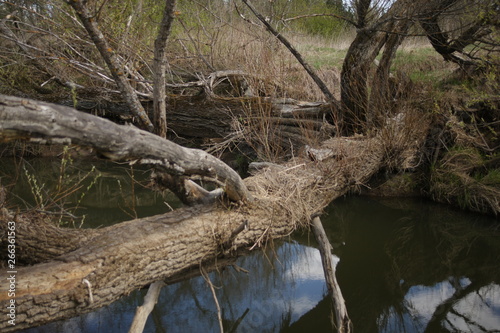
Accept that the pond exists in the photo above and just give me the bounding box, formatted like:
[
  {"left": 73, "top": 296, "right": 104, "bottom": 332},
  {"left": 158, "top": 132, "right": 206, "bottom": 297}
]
[{"left": 3, "top": 158, "right": 499, "bottom": 333}]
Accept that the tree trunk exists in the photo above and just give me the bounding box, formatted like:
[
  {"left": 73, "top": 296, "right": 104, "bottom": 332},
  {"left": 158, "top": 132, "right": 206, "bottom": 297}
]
[
  {"left": 0, "top": 95, "right": 394, "bottom": 331},
  {"left": 371, "top": 20, "right": 410, "bottom": 125},
  {"left": 153, "top": 0, "right": 176, "bottom": 138},
  {"left": 340, "top": 28, "right": 386, "bottom": 133}
]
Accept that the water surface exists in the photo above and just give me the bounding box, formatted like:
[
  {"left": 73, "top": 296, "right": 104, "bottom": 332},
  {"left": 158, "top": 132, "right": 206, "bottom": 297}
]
[{"left": 4, "top": 160, "right": 499, "bottom": 332}]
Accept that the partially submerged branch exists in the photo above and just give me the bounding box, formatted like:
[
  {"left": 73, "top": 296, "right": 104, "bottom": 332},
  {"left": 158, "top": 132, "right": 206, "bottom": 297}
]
[
  {"left": 311, "top": 215, "right": 352, "bottom": 333},
  {"left": 241, "top": 0, "right": 338, "bottom": 104},
  {"left": 0, "top": 94, "right": 251, "bottom": 202},
  {"left": 128, "top": 281, "right": 165, "bottom": 333}
]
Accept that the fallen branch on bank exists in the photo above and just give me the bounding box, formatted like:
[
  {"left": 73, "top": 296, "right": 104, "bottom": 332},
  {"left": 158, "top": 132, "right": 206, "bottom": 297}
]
[
  {"left": 0, "top": 95, "right": 403, "bottom": 331},
  {"left": 0, "top": 94, "right": 251, "bottom": 203}
]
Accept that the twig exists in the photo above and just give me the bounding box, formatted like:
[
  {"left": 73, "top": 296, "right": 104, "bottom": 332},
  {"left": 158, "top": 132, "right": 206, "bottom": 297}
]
[
  {"left": 222, "top": 219, "right": 249, "bottom": 250},
  {"left": 82, "top": 279, "right": 94, "bottom": 304},
  {"left": 283, "top": 13, "right": 358, "bottom": 28},
  {"left": 201, "top": 266, "right": 224, "bottom": 333}
]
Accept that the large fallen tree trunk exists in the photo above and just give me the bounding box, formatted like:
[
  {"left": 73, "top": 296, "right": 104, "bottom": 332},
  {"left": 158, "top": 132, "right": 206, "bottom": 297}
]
[{"left": 0, "top": 95, "right": 390, "bottom": 331}]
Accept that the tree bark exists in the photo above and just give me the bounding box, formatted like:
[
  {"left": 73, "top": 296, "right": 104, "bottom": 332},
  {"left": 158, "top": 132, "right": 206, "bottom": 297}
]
[
  {"left": 0, "top": 94, "right": 251, "bottom": 203},
  {"left": 242, "top": 0, "right": 337, "bottom": 104},
  {"left": 311, "top": 216, "right": 352, "bottom": 333},
  {"left": 65, "top": 0, "right": 154, "bottom": 132},
  {"left": 340, "top": 27, "right": 387, "bottom": 133},
  {"left": 0, "top": 95, "right": 395, "bottom": 331},
  {"left": 371, "top": 20, "right": 411, "bottom": 125},
  {"left": 153, "top": 0, "right": 176, "bottom": 138}
]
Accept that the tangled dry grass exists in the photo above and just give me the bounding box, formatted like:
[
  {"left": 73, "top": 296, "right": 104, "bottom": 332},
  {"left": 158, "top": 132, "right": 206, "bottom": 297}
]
[{"left": 243, "top": 134, "right": 386, "bottom": 231}]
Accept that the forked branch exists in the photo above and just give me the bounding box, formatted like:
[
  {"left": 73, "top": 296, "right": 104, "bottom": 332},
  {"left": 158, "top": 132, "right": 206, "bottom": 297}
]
[{"left": 0, "top": 94, "right": 252, "bottom": 203}]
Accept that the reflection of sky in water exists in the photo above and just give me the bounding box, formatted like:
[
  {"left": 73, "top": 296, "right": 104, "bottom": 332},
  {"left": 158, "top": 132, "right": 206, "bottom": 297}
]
[
  {"left": 19, "top": 193, "right": 500, "bottom": 333},
  {"left": 380, "top": 278, "right": 500, "bottom": 333},
  {"left": 148, "top": 241, "right": 329, "bottom": 332},
  {"left": 446, "top": 284, "right": 500, "bottom": 332},
  {"left": 24, "top": 241, "right": 330, "bottom": 333}
]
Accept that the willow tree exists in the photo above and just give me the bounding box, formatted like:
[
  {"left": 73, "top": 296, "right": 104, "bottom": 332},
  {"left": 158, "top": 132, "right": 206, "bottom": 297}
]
[{"left": 340, "top": 0, "right": 499, "bottom": 133}]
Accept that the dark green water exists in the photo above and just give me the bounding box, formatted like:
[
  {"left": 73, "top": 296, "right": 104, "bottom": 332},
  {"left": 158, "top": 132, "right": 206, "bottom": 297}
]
[{"left": 3, "top": 159, "right": 499, "bottom": 332}]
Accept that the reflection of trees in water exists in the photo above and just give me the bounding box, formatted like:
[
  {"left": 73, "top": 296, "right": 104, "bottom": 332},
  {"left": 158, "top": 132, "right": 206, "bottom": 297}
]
[
  {"left": 149, "top": 240, "right": 327, "bottom": 332},
  {"left": 0, "top": 157, "right": 181, "bottom": 226},
  {"left": 325, "top": 197, "right": 500, "bottom": 333},
  {"left": 21, "top": 196, "right": 499, "bottom": 332}
]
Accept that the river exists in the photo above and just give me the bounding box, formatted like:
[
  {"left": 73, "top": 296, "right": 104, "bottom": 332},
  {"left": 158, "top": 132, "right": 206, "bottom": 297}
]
[{"left": 2, "top": 158, "right": 499, "bottom": 332}]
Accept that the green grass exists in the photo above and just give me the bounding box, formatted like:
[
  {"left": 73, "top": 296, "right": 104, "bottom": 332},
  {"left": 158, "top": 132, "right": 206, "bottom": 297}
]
[
  {"left": 391, "top": 47, "right": 455, "bottom": 85},
  {"left": 296, "top": 44, "right": 347, "bottom": 69}
]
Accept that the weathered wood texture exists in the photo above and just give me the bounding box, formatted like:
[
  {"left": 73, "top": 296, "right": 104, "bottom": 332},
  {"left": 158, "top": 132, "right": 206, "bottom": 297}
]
[
  {"left": 0, "top": 96, "right": 388, "bottom": 331},
  {"left": 61, "top": 95, "right": 335, "bottom": 141},
  {"left": 0, "top": 94, "right": 250, "bottom": 202},
  {"left": 312, "top": 216, "right": 352, "bottom": 332}
]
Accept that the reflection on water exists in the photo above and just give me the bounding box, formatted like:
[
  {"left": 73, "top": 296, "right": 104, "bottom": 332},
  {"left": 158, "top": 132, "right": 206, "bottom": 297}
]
[
  {"left": 331, "top": 197, "right": 500, "bottom": 333},
  {"left": 4, "top": 159, "right": 499, "bottom": 332},
  {"left": 0, "top": 157, "right": 181, "bottom": 227}
]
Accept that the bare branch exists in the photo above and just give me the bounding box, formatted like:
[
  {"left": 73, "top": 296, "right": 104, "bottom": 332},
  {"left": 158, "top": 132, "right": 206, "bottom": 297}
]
[
  {"left": 0, "top": 94, "right": 252, "bottom": 202},
  {"left": 153, "top": 0, "right": 177, "bottom": 138},
  {"left": 283, "top": 13, "right": 358, "bottom": 28},
  {"left": 65, "top": 0, "right": 154, "bottom": 132},
  {"left": 241, "top": 0, "right": 338, "bottom": 104}
]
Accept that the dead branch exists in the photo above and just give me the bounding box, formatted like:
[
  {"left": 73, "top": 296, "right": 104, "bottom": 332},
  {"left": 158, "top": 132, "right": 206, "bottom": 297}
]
[
  {"left": 311, "top": 215, "right": 352, "bottom": 333},
  {"left": 0, "top": 94, "right": 251, "bottom": 203},
  {"left": 65, "top": 0, "right": 154, "bottom": 131},
  {"left": 153, "top": 0, "right": 176, "bottom": 138},
  {"left": 241, "top": 0, "right": 338, "bottom": 104},
  {"left": 128, "top": 281, "right": 165, "bottom": 333}
]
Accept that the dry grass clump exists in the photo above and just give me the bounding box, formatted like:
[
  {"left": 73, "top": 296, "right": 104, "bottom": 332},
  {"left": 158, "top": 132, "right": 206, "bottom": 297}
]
[
  {"left": 429, "top": 134, "right": 500, "bottom": 216},
  {"left": 244, "top": 134, "right": 385, "bottom": 231},
  {"left": 245, "top": 161, "right": 326, "bottom": 231},
  {"left": 377, "top": 105, "right": 431, "bottom": 171},
  {"left": 430, "top": 156, "right": 500, "bottom": 215}
]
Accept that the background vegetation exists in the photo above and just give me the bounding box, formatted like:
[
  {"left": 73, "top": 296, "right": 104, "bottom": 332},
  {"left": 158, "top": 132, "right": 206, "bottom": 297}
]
[{"left": 0, "top": 0, "right": 498, "bottom": 215}]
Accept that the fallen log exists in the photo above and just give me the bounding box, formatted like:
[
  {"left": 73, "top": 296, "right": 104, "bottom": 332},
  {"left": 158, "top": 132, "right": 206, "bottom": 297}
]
[
  {"left": 0, "top": 95, "right": 388, "bottom": 331},
  {"left": 0, "top": 94, "right": 251, "bottom": 203},
  {"left": 59, "top": 95, "right": 335, "bottom": 140}
]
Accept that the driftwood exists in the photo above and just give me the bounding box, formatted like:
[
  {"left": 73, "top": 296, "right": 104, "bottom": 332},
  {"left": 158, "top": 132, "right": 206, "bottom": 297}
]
[
  {"left": 0, "top": 95, "right": 391, "bottom": 331},
  {"left": 311, "top": 216, "right": 352, "bottom": 332},
  {"left": 128, "top": 281, "right": 165, "bottom": 333}
]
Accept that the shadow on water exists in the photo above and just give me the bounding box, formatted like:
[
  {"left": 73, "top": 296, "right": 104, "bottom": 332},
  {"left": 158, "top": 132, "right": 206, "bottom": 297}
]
[
  {"left": 327, "top": 197, "right": 500, "bottom": 333},
  {"left": 3, "top": 159, "right": 499, "bottom": 332},
  {"left": 0, "top": 157, "right": 182, "bottom": 228}
]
